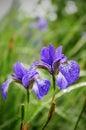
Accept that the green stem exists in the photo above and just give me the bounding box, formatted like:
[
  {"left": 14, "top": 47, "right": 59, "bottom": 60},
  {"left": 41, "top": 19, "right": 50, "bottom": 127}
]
[
  {"left": 25, "top": 90, "right": 30, "bottom": 123},
  {"left": 41, "top": 74, "right": 56, "bottom": 130},
  {"left": 42, "top": 119, "right": 49, "bottom": 130},
  {"left": 20, "top": 104, "right": 25, "bottom": 130},
  {"left": 42, "top": 102, "right": 55, "bottom": 130},
  {"left": 27, "top": 90, "right": 29, "bottom": 104},
  {"left": 52, "top": 75, "right": 55, "bottom": 91},
  {"left": 51, "top": 75, "right": 56, "bottom": 103},
  {"left": 74, "top": 98, "right": 86, "bottom": 130}
]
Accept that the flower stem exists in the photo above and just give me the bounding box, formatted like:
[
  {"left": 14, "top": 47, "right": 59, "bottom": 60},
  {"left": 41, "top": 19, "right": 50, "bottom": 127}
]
[
  {"left": 74, "top": 98, "right": 86, "bottom": 130},
  {"left": 20, "top": 104, "right": 25, "bottom": 130},
  {"left": 25, "top": 90, "right": 30, "bottom": 122},
  {"left": 27, "top": 90, "right": 30, "bottom": 104},
  {"left": 52, "top": 75, "right": 55, "bottom": 91},
  {"left": 42, "top": 102, "right": 55, "bottom": 130},
  {"left": 42, "top": 75, "right": 56, "bottom": 130}
]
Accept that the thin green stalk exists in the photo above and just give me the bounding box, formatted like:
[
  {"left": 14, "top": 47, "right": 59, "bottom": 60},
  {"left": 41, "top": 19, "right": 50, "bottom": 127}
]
[
  {"left": 42, "top": 75, "right": 56, "bottom": 130},
  {"left": 74, "top": 98, "right": 86, "bottom": 130},
  {"left": 42, "top": 102, "right": 55, "bottom": 130},
  {"left": 25, "top": 90, "right": 30, "bottom": 123},
  {"left": 52, "top": 75, "right": 55, "bottom": 91},
  {"left": 52, "top": 75, "right": 56, "bottom": 103},
  {"left": 27, "top": 90, "right": 30, "bottom": 104},
  {"left": 20, "top": 104, "right": 25, "bottom": 130}
]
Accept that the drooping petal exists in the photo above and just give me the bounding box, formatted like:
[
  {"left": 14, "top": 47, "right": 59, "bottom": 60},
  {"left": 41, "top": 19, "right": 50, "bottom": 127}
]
[
  {"left": 34, "top": 61, "right": 51, "bottom": 72},
  {"left": 1, "top": 78, "right": 12, "bottom": 100},
  {"left": 32, "top": 84, "right": 43, "bottom": 100},
  {"left": 59, "top": 60, "right": 80, "bottom": 85},
  {"left": 22, "top": 65, "right": 38, "bottom": 88},
  {"left": 14, "top": 62, "right": 27, "bottom": 80},
  {"left": 33, "top": 78, "right": 50, "bottom": 100},
  {"left": 40, "top": 44, "right": 55, "bottom": 66},
  {"left": 56, "top": 72, "right": 69, "bottom": 89}
]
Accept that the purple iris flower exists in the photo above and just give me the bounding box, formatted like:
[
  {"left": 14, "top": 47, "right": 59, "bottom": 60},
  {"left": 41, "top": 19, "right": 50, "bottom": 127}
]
[
  {"left": 22, "top": 65, "right": 50, "bottom": 100},
  {"left": 1, "top": 62, "right": 50, "bottom": 100},
  {"left": 35, "top": 44, "right": 67, "bottom": 74},
  {"left": 35, "top": 44, "right": 80, "bottom": 90}
]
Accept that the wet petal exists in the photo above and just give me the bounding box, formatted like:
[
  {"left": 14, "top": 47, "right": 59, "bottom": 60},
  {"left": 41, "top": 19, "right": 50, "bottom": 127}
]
[
  {"left": 1, "top": 78, "right": 12, "bottom": 99},
  {"left": 59, "top": 60, "right": 80, "bottom": 85},
  {"left": 32, "top": 78, "right": 50, "bottom": 100},
  {"left": 14, "top": 62, "right": 27, "bottom": 80},
  {"left": 56, "top": 72, "right": 68, "bottom": 89}
]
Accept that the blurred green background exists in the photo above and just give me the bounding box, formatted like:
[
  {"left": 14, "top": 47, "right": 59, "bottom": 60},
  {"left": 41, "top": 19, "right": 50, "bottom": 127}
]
[{"left": 0, "top": 0, "right": 86, "bottom": 130}]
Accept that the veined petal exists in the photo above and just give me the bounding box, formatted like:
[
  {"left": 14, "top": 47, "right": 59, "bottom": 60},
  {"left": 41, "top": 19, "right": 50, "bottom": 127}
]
[
  {"left": 14, "top": 62, "right": 27, "bottom": 80},
  {"left": 33, "top": 78, "right": 50, "bottom": 100},
  {"left": 59, "top": 60, "right": 80, "bottom": 85},
  {"left": 56, "top": 72, "right": 68, "bottom": 89},
  {"left": 1, "top": 78, "right": 12, "bottom": 99},
  {"left": 40, "top": 44, "right": 55, "bottom": 66}
]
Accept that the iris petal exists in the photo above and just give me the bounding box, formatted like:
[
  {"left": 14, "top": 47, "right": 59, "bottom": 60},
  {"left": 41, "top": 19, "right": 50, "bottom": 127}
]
[
  {"left": 56, "top": 72, "right": 68, "bottom": 89},
  {"left": 40, "top": 44, "right": 55, "bottom": 65},
  {"left": 1, "top": 78, "right": 12, "bottom": 99},
  {"left": 60, "top": 54, "right": 67, "bottom": 63},
  {"left": 40, "top": 46, "right": 50, "bottom": 65},
  {"left": 14, "top": 62, "right": 27, "bottom": 80},
  {"left": 59, "top": 60, "right": 80, "bottom": 85},
  {"left": 32, "top": 78, "right": 50, "bottom": 100},
  {"left": 49, "top": 44, "right": 55, "bottom": 64},
  {"left": 54, "top": 46, "right": 62, "bottom": 62},
  {"left": 53, "top": 46, "right": 66, "bottom": 71},
  {"left": 32, "top": 84, "right": 43, "bottom": 100},
  {"left": 22, "top": 65, "right": 38, "bottom": 88}
]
